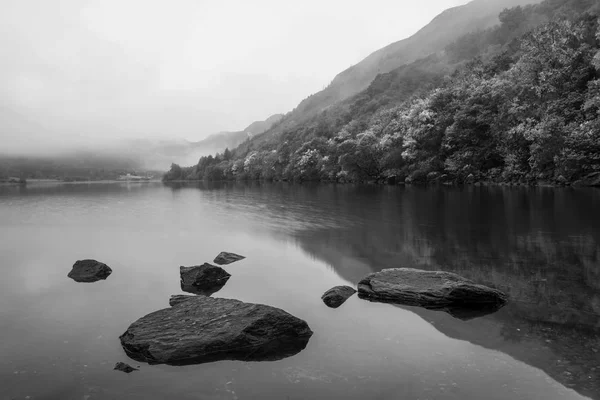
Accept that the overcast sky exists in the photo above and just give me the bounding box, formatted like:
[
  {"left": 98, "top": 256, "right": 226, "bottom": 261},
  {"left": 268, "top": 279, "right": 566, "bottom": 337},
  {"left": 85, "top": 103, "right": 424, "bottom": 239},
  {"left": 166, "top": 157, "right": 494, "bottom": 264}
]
[{"left": 1, "top": 0, "right": 468, "bottom": 152}]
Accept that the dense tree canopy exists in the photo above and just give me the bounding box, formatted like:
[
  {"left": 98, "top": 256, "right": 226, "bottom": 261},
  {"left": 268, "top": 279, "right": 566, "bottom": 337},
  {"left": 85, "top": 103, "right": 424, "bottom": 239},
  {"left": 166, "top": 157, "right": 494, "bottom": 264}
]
[{"left": 165, "top": 0, "right": 600, "bottom": 186}]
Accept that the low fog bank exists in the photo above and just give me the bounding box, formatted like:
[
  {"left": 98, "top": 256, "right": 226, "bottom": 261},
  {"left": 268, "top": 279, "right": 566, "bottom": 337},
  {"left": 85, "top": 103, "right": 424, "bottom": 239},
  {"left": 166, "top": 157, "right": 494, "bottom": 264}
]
[
  {"left": 0, "top": 112, "right": 283, "bottom": 179},
  {"left": 0, "top": 139, "right": 218, "bottom": 180}
]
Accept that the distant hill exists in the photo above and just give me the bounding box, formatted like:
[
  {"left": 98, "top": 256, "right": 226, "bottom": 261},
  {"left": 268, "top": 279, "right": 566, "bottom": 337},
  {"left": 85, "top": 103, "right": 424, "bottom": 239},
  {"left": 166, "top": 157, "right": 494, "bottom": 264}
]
[{"left": 190, "top": 114, "right": 284, "bottom": 155}]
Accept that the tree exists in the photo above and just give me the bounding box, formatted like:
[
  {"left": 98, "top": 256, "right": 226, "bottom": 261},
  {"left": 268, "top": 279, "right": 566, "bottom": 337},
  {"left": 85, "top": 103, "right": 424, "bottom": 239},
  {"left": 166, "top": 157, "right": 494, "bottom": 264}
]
[{"left": 163, "top": 163, "right": 183, "bottom": 181}]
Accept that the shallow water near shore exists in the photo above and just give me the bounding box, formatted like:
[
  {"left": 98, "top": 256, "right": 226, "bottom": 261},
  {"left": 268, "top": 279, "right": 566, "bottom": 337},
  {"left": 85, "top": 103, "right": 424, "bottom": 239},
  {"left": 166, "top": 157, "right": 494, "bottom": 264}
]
[{"left": 1, "top": 182, "right": 599, "bottom": 400}]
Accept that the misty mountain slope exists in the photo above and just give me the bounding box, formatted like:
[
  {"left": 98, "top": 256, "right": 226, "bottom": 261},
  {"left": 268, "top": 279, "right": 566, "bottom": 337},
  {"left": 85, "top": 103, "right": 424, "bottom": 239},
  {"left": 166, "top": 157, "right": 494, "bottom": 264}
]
[
  {"left": 265, "top": 0, "right": 541, "bottom": 136},
  {"left": 192, "top": 114, "right": 284, "bottom": 153},
  {"left": 167, "top": 0, "right": 600, "bottom": 184},
  {"left": 227, "top": 0, "right": 543, "bottom": 155},
  {"left": 243, "top": 114, "right": 285, "bottom": 136},
  {"left": 235, "top": 52, "right": 453, "bottom": 154}
]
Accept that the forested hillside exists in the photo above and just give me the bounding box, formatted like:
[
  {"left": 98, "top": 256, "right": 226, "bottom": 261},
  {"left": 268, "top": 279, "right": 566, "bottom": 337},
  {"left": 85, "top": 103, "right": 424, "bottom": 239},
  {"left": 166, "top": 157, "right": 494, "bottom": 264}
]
[{"left": 165, "top": 0, "right": 600, "bottom": 186}]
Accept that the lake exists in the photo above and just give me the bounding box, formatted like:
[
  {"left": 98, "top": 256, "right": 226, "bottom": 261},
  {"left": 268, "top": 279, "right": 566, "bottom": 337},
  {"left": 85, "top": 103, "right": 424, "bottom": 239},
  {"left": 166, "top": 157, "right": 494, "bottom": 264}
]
[{"left": 1, "top": 182, "right": 599, "bottom": 400}]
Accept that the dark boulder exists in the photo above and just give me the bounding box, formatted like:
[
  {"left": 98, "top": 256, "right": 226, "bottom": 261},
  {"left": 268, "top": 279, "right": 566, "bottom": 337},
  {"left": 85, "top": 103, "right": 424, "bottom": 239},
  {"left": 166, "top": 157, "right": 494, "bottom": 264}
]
[
  {"left": 113, "top": 362, "right": 138, "bottom": 373},
  {"left": 68, "top": 259, "right": 112, "bottom": 283},
  {"left": 213, "top": 252, "right": 245, "bottom": 265},
  {"left": 119, "top": 296, "right": 313, "bottom": 365},
  {"left": 180, "top": 263, "right": 231, "bottom": 296},
  {"left": 358, "top": 268, "right": 507, "bottom": 320},
  {"left": 321, "top": 285, "right": 356, "bottom": 308}
]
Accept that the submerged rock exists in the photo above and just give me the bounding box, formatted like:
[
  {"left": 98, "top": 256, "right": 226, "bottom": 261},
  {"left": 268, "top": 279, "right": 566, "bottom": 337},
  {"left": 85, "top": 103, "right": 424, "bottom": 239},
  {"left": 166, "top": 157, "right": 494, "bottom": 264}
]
[
  {"left": 67, "top": 259, "right": 112, "bottom": 283},
  {"left": 213, "top": 252, "right": 245, "bottom": 265},
  {"left": 321, "top": 285, "right": 356, "bottom": 308},
  {"left": 180, "top": 263, "right": 231, "bottom": 296},
  {"left": 119, "top": 296, "right": 313, "bottom": 365},
  {"left": 358, "top": 268, "right": 507, "bottom": 320},
  {"left": 113, "top": 362, "right": 138, "bottom": 373}
]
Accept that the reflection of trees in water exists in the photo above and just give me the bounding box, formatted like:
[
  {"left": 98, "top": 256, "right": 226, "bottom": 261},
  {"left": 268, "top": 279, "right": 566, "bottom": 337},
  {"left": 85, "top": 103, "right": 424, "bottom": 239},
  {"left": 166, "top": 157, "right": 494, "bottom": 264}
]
[
  {"left": 185, "top": 182, "right": 600, "bottom": 396},
  {"left": 287, "top": 185, "right": 600, "bottom": 399}
]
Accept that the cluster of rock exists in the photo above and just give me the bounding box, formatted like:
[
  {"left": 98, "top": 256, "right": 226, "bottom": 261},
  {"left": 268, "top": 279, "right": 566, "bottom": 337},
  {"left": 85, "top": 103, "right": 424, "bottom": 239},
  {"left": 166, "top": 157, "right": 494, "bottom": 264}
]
[
  {"left": 318, "top": 268, "right": 507, "bottom": 318},
  {"left": 115, "top": 251, "right": 312, "bottom": 367},
  {"left": 67, "top": 252, "right": 508, "bottom": 371}
]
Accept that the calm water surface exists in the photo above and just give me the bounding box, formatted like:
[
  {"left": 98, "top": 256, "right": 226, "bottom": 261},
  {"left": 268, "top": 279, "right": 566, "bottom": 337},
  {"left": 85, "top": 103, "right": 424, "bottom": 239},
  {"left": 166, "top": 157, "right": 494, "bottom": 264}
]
[{"left": 1, "top": 182, "right": 599, "bottom": 400}]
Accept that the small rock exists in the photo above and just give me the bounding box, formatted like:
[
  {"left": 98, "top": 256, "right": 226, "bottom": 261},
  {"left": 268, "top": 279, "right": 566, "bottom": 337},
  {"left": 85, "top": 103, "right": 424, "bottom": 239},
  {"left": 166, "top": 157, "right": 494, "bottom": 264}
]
[
  {"left": 180, "top": 263, "right": 231, "bottom": 296},
  {"left": 213, "top": 252, "right": 246, "bottom": 265},
  {"left": 114, "top": 362, "right": 138, "bottom": 373},
  {"left": 68, "top": 260, "right": 112, "bottom": 283},
  {"left": 321, "top": 286, "right": 356, "bottom": 308}
]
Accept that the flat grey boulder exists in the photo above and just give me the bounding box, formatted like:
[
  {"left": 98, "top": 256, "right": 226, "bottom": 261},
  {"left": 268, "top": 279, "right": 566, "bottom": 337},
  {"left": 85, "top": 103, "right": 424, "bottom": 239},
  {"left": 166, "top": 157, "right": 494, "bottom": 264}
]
[
  {"left": 180, "top": 263, "right": 231, "bottom": 296},
  {"left": 68, "top": 259, "right": 112, "bottom": 283},
  {"left": 213, "top": 252, "right": 245, "bottom": 265},
  {"left": 358, "top": 268, "right": 507, "bottom": 319},
  {"left": 119, "top": 296, "right": 313, "bottom": 365},
  {"left": 321, "top": 285, "right": 356, "bottom": 308}
]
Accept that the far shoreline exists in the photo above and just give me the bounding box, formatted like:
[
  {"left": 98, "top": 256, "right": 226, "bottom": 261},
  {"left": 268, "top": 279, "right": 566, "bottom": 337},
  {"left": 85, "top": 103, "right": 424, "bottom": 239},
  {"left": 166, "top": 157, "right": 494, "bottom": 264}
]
[{"left": 23, "top": 179, "right": 163, "bottom": 185}]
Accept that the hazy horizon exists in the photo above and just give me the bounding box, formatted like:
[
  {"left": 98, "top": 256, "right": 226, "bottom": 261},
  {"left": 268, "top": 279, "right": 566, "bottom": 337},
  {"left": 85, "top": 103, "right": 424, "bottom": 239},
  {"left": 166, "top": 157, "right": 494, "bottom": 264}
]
[{"left": 0, "top": 0, "right": 469, "bottom": 155}]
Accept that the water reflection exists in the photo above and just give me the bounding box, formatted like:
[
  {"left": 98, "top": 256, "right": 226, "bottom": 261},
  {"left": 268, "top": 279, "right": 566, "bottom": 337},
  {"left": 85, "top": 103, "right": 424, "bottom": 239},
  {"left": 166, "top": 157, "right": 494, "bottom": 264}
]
[
  {"left": 357, "top": 293, "right": 507, "bottom": 321},
  {"left": 124, "top": 335, "right": 312, "bottom": 366},
  {"left": 286, "top": 184, "right": 600, "bottom": 399},
  {"left": 183, "top": 181, "right": 600, "bottom": 398}
]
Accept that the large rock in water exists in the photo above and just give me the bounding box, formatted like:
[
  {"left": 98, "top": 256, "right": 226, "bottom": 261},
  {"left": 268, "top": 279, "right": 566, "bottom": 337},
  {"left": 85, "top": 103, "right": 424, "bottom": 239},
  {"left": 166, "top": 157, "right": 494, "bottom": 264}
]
[
  {"left": 358, "top": 268, "right": 507, "bottom": 320},
  {"left": 68, "top": 259, "right": 112, "bottom": 283},
  {"left": 119, "top": 296, "right": 313, "bottom": 365},
  {"left": 180, "top": 263, "right": 231, "bottom": 296},
  {"left": 321, "top": 285, "right": 356, "bottom": 308},
  {"left": 213, "top": 252, "right": 245, "bottom": 265}
]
